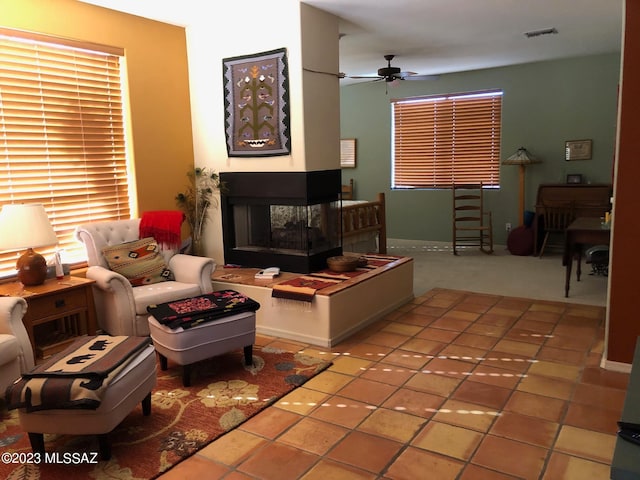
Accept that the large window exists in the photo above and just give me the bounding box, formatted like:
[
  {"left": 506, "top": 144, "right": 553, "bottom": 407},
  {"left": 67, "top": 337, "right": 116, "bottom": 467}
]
[
  {"left": 392, "top": 90, "right": 503, "bottom": 189},
  {"left": 0, "top": 29, "right": 131, "bottom": 279}
]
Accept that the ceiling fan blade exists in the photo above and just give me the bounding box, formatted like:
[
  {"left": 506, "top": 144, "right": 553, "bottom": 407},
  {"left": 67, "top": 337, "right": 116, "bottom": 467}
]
[
  {"left": 402, "top": 74, "right": 441, "bottom": 81},
  {"left": 346, "top": 75, "right": 382, "bottom": 79}
]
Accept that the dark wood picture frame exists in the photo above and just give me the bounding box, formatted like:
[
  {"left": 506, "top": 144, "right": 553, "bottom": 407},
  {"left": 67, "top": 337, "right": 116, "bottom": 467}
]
[{"left": 565, "top": 139, "right": 592, "bottom": 161}]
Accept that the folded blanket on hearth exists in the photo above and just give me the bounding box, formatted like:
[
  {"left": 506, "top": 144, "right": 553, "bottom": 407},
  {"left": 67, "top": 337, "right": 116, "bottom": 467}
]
[
  {"left": 5, "top": 335, "right": 151, "bottom": 412},
  {"left": 271, "top": 276, "right": 342, "bottom": 302},
  {"left": 147, "top": 290, "right": 261, "bottom": 330},
  {"left": 139, "top": 210, "right": 184, "bottom": 249},
  {"left": 270, "top": 255, "right": 399, "bottom": 302}
]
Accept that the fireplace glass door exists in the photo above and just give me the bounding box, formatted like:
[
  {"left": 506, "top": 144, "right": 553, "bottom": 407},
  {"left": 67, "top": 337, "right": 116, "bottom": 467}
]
[
  {"left": 233, "top": 202, "right": 340, "bottom": 255},
  {"left": 220, "top": 170, "right": 343, "bottom": 273}
]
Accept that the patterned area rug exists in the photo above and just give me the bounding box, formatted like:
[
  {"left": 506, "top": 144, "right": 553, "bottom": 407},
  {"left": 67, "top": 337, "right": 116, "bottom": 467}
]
[{"left": 0, "top": 347, "right": 330, "bottom": 479}]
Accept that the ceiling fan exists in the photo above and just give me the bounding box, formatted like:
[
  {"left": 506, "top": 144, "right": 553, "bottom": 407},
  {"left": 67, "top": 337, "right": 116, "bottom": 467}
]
[{"left": 343, "top": 54, "right": 439, "bottom": 83}]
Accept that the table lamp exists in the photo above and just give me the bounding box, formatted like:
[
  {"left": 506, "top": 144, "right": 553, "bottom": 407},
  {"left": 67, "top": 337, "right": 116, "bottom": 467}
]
[
  {"left": 0, "top": 204, "right": 58, "bottom": 286},
  {"left": 502, "top": 147, "right": 542, "bottom": 226}
]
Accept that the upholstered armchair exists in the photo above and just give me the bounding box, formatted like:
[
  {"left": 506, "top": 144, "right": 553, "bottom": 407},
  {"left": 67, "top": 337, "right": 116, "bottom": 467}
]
[
  {"left": 75, "top": 218, "right": 215, "bottom": 337},
  {"left": 0, "top": 297, "right": 35, "bottom": 394}
]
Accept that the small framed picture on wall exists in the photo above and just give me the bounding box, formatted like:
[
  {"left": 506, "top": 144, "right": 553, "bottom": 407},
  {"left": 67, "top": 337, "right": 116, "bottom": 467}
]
[{"left": 565, "top": 139, "right": 592, "bottom": 161}]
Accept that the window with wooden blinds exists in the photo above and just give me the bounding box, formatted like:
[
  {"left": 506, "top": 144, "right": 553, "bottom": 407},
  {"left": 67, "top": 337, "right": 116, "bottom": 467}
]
[
  {"left": 0, "top": 29, "right": 131, "bottom": 279},
  {"left": 392, "top": 90, "right": 503, "bottom": 189}
]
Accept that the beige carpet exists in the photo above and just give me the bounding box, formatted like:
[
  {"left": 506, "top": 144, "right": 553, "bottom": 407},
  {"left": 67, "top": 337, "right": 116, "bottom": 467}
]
[{"left": 388, "top": 239, "right": 607, "bottom": 307}]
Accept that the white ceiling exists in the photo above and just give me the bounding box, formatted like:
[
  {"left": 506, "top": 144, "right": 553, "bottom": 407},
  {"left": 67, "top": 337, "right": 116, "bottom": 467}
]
[{"left": 81, "top": 0, "right": 623, "bottom": 84}]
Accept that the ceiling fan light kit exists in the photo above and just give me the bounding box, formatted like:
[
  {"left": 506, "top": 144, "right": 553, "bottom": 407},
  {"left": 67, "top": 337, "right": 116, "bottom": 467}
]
[{"left": 378, "top": 54, "right": 401, "bottom": 81}]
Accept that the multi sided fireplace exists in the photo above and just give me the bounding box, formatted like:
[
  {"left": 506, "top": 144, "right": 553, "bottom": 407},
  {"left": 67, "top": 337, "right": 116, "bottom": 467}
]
[{"left": 220, "top": 170, "right": 343, "bottom": 273}]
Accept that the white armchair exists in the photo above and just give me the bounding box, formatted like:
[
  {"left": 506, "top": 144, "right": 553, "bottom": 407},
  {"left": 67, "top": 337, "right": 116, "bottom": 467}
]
[
  {"left": 75, "top": 218, "right": 215, "bottom": 337},
  {"left": 0, "top": 297, "right": 35, "bottom": 394}
]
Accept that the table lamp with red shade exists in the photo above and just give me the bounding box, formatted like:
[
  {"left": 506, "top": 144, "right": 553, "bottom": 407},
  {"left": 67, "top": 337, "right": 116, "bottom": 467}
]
[{"left": 0, "top": 204, "right": 58, "bottom": 286}]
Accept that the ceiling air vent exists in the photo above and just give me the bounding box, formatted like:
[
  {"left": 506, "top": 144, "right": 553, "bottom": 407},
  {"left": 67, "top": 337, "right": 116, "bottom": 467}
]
[{"left": 524, "top": 27, "right": 558, "bottom": 38}]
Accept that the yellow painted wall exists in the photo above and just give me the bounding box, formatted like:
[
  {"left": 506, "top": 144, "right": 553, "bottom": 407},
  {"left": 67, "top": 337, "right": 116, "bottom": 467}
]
[{"left": 0, "top": 0, "right": 194, "bottom": 215}]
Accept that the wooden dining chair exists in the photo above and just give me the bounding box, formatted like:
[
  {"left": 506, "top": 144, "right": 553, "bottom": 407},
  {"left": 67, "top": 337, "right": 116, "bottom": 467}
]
[
  {"left": 539, "top": 201, "right": 575, "bottom": 257},
  {"left": 452, "top": 183, "right": 494, "bottom": 255}
]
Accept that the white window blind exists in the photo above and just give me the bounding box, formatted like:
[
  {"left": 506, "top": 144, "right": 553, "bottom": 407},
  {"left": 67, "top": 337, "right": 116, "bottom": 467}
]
[
  {"left": 0, "top": 29, "right": 131, "bottom": 278},
  {"left": 392, "top": 90, "right": 503, "bottom": 189}
]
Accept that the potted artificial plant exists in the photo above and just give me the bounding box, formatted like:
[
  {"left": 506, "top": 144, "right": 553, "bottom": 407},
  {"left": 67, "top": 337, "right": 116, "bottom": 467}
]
[{"left": 175, "top": 167, "right": 222, "bottom": 256}]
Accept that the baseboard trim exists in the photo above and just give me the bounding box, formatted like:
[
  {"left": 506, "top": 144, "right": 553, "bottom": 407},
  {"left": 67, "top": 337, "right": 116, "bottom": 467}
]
[
  {"left": 601, "top": 357, "right": 632, "bottom": 373},
  {"left": 256, "top": 325, "right": 330, "bottom": 348}
]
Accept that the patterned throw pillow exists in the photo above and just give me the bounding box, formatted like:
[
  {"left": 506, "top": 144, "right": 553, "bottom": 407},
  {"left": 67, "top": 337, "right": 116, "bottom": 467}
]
[{"left": 102, "top": 237, "right": 174, "bottom": 286}]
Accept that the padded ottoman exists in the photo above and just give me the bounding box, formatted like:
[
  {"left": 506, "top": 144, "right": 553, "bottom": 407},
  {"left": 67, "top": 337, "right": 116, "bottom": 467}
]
[
  {"left": 17, "top": 343, "right": 157, "bottom": 460},
  {"left": 148, "top": 310, "right": 256, "bottom": 387}
]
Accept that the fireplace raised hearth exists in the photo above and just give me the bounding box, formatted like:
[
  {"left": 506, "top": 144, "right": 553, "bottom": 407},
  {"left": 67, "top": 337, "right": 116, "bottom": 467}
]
[{"left": 220, "top": 170, "right": 343, "bottom": 273}]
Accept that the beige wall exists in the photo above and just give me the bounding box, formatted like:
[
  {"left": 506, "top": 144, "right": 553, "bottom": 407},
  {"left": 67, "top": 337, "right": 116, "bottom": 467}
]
[
  {"left": 184, "top": 0, "right": 340, "bottom": 261},
  {"left": 300, "top": 3, "right": 341, "bottom": 172},
  {"left": 0, "top": 0, "right": 194, "bottom": 215}
]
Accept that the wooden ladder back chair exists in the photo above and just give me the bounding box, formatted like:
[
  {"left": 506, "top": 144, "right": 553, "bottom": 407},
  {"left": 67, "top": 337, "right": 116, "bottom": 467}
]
[
  {"left": 539, "top": 201, "right": 575, "bottom": 258},
  {"left": 452, "top": 183, "right": 494, "bottom": 255}
]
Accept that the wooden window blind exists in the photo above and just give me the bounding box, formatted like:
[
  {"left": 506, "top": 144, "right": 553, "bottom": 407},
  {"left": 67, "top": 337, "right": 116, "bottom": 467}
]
[
  {"left": 0, "top": 30, "right": 131, "bottom": 279},
  {"left": 392, "top": 90, "right": 503, "bottom": 189}
]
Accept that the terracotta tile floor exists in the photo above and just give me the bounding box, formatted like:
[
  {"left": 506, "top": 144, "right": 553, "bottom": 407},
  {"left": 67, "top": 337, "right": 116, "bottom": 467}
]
[{"left": 158, "top": 288, "right": 629, "bottom": 480}]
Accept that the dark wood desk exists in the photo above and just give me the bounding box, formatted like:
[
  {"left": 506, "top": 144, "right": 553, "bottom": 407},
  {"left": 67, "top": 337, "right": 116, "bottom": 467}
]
[
  {"left": 564, "top": 217, "right": 611, "bottom": 297},
  {"left": 533, "top": 183, "right": 611, "bottom": 255}
]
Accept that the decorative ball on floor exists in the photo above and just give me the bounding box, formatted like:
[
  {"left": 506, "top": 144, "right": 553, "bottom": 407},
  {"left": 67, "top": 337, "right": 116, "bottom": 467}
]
[{"left": 507, "top": 225, "right": 534, "bottom": 256}]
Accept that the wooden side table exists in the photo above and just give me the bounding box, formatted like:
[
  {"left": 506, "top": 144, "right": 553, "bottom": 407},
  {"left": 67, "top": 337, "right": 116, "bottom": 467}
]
[{"left": 0, "top": 276, "right": 98, "bottom": 360}]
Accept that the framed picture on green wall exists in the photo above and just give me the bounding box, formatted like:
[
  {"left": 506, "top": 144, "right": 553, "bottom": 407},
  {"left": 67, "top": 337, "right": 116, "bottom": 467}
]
[{"left": 565, "top": 139, "right": 592, "bottom": 161}]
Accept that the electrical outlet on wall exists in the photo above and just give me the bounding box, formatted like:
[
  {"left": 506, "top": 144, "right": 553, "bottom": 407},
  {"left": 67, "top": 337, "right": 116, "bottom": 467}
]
[{"left": 505, "top": 222, "right": 512, "bottom": 232}]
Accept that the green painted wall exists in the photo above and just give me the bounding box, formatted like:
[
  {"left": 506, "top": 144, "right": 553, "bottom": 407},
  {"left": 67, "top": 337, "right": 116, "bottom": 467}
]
[{"left": 340, "top": 53, "right": 620, "bottom": 244}]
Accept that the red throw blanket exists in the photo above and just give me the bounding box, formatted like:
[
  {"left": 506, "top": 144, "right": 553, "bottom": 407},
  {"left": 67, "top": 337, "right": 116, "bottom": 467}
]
[{"left": 139, "top": 210, "right": 184, "bottom": 249}]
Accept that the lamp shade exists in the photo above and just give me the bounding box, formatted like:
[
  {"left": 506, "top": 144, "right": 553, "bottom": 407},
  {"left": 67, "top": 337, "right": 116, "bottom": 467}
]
[
  {"left": 0, "top": 204, "right": 58, "bottom": 251},
  {"left": 502, "top": 147, "right": 541, "bottom": 165},
  {"left": 501, "top": 147, "right": 542, "bottom": 226},
  {"left": 0, "top": 204, "right": 58, "bottom": 286}
]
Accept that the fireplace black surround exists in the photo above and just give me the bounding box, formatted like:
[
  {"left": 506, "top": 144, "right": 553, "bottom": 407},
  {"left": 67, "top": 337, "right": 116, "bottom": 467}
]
[{"left": 220, "top": 170, "right": 343, "bottom": 273}]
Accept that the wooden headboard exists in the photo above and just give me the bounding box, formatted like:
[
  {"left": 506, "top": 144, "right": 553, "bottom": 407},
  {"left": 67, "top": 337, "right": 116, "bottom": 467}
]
[
  {"left": 341, "top": 179, "right": 354, "bottom": 200},
  {"left": 341, "top": 192, "right": 387, "bottom": 254}
]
